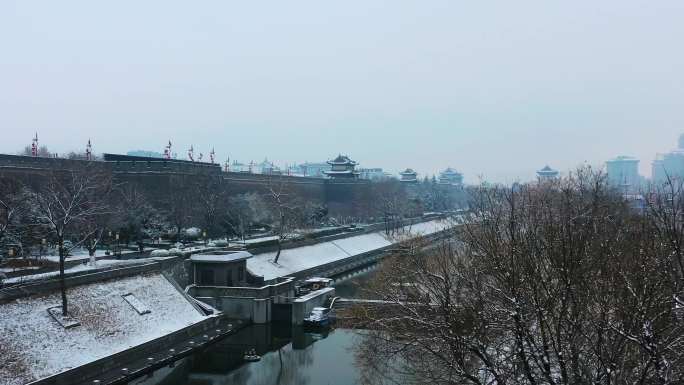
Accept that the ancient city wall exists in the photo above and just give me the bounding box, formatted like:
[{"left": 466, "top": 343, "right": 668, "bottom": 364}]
[{"left": 0, "top": 154, "right": 367, "bottom": 215}]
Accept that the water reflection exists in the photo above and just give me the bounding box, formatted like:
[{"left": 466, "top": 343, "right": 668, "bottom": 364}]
[
  {"left": 134, "top": 265, "right": 380, "bottom": 385},
  {"left": 134, "top": 324, "right": 362, "bottom": 385}
]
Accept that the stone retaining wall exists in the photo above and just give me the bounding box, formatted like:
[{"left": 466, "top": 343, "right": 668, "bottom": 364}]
[{"left": 28, "top": 315, "right": 242, "bottom": 385}]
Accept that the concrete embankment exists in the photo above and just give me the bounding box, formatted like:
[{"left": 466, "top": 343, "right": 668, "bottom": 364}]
[
  {"left": 31, "top": 317, "right": 248, "bottom": 385},
  {"left": 0, "top": 265, "right": 216, "bottom": 385},
  {"left": 246, "top": 217, "right": 454, "bottom": 281},
  {"left": 186, "top": 217, "right": 455, "bottom": 325}
]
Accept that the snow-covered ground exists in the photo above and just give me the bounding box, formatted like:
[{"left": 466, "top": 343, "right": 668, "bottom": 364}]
[
  {"left": 3, "top": 243, "right": 224, "bottom": 286},
  {"left": 229, "top": 235, "right": 291, "bottom": 247},
  {"left": 246, "top": 219, "right": 452, "bottom": 280},
  {"left": 0, "top": 273, "right": 207, "bottom": 385},
  {"left": 34, "top": 247, "right": 146, "bottom": 264},
  {"left": 0, "top": 266, "right": 41, "bottom": 274}
]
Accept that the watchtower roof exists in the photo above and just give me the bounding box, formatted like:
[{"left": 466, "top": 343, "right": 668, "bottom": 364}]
[{"left": 327, "top": 154, "right": 357, "bottom": 166}]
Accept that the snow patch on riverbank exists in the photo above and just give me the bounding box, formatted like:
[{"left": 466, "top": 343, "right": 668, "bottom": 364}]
[{"left": 0, "top": 273, "right": 206, "bottom": 385}]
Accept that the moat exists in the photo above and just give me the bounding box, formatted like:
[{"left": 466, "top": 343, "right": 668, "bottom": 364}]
[{"left": 134, "top": 267, "right": 377, "bottom": 385}]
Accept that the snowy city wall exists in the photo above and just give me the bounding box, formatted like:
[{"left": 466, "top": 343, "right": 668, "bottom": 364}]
[{"left": 0, "top": 153, "right": 375, "bottom": 216}]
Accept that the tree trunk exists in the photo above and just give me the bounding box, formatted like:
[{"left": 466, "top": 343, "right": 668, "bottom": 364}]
[
  {"left": 59, "top": 240, "right": 68, "bottom": 316},
  {"left": 274, "top": 213, "right": 285, "bottom": 264},
  {"left": 274, "top": 240, "right": 282, "bottom": 264},
  {"left": 88, "top": 244, "right": 97, "bottom": 267}
]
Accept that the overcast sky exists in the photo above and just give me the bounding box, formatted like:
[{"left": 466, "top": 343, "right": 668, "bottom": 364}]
[{"left": 1, "top": 1, "right": 683, "bottom": 183}]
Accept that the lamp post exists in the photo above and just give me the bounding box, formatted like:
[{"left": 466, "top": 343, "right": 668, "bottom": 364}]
[
  {"left": 40, "top": 238, "right": 46, "bottom": 260},
  {"left": 107, "top": 231, "right": 113, "bottom": 255},
  {"left": 203, "top": 230, "right": 207, "bottom": 246},
  {"left": 115, "top": 232, "right": 120, "bottom": 258}
]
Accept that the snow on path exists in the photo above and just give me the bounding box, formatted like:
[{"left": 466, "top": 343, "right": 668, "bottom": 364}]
[
  {"left": 246, "top": 219, "right": 451, "bottom": 280},
  {"left": 0, "top": 273, "right": 206, "bottom": 385},
  {"left": 3, "top": 258, "right": 161, "bottom": 285}
]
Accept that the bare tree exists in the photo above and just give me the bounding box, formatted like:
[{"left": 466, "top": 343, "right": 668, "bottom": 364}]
[
  {"left": 115, "top": 187, "right": 168, "bottom": 252},
  {"left": 19, "top": 145, "right": 51, "bottom": 157},
  {"left": 370, "top": 180, "right": 410, "bottom": 236},
  {"left": 166, "top": 182, "right": 196, "bottom": 243},
  {"left": 220, "top": 192, "right": 262, "bottom": 241},
  {"left": 193, "top": 176, "right": 227, "bottom": 238},
  {"left": 418, "top": 177, "right": 459, "bottom": 212},
  {"left": 264, "top": 177, "right": 303, "bottom": 264},
  {"left": 0, "top": 177, "right": 27, "bottom": 255},
  {"left": 352, "top": 167, "right": 684, "bottom": 385},
  {"left": 645, "top": 175, "right": 684, "bottom": 307},
  {"left": 30, "top": 165, "right": 113, "bottom": 315}
]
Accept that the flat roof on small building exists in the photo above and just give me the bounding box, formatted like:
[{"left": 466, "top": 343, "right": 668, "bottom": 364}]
[{"left": 190, "top": 251, "right": 253, "bottom": 264}]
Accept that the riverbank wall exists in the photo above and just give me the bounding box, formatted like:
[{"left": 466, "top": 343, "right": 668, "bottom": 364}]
[
  {"left": 186, "top": 217, "right": 455, "bottom": 325},
  {"left": 29, "top": 317, "right": 247, "bottom": 385}
]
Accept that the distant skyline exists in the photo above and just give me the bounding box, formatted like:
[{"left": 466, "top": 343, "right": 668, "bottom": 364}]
[{"left": 2, "top": 1, "right": 683, "bottom": 183}]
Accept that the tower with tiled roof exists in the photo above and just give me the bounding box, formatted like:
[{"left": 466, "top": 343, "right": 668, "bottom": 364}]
[
  {"left": 324, "top": 154, "right": 360, "bottom": 178},
  {"left": 399, "top": 168, "right": 418, "bottom": 183},
  {"left": 536, "top": 165, "right": 559, "bottom": 180}
]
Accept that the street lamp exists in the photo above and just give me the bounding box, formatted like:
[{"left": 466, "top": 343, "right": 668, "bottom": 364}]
[
  {"left": 105, "top": 231, "right": 112, "bottom": 255},
  {"left": 203, "top": 230, "right": 207, "bottom": 246},
  {"left": 115, "top": 232, "right": 120, "bottom": 257},
  {"left": 40, "top": 238, "right": 46, "bottom": 259}
]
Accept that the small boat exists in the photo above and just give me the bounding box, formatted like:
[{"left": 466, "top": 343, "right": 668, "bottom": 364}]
[
  {"left": 296, "top": 277, "right": 333, "bottom": 296},
  {"left": 303, "top": 307, "right": 331, "bottom": 327},
  {"left": 243, "top": 348, "right": 261, "bottom": 362}
]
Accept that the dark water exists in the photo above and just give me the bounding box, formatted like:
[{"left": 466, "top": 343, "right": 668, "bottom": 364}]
[
  {"left": 134, "top": 325, "right": 362, "bottom": 385},
  {"left": 134, "top": 267, "right": 380, "bottom": 385}
]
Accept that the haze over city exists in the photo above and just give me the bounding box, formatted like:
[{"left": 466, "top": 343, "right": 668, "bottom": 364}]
[{"left": 2, "top": 0, "right": 683, "bottom": 182}]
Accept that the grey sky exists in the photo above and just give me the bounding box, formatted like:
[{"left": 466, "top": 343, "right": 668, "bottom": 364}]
[{"left": 1, "top": 1, "right": 683, "bottom": 183}]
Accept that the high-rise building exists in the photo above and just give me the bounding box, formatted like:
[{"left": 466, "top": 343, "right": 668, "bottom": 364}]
[
  {"left": 606, "top": 156, "right": 640, "bottom": 192},
  {"left": 652, "top": 134, "right": 684, "bottom": 183}
]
